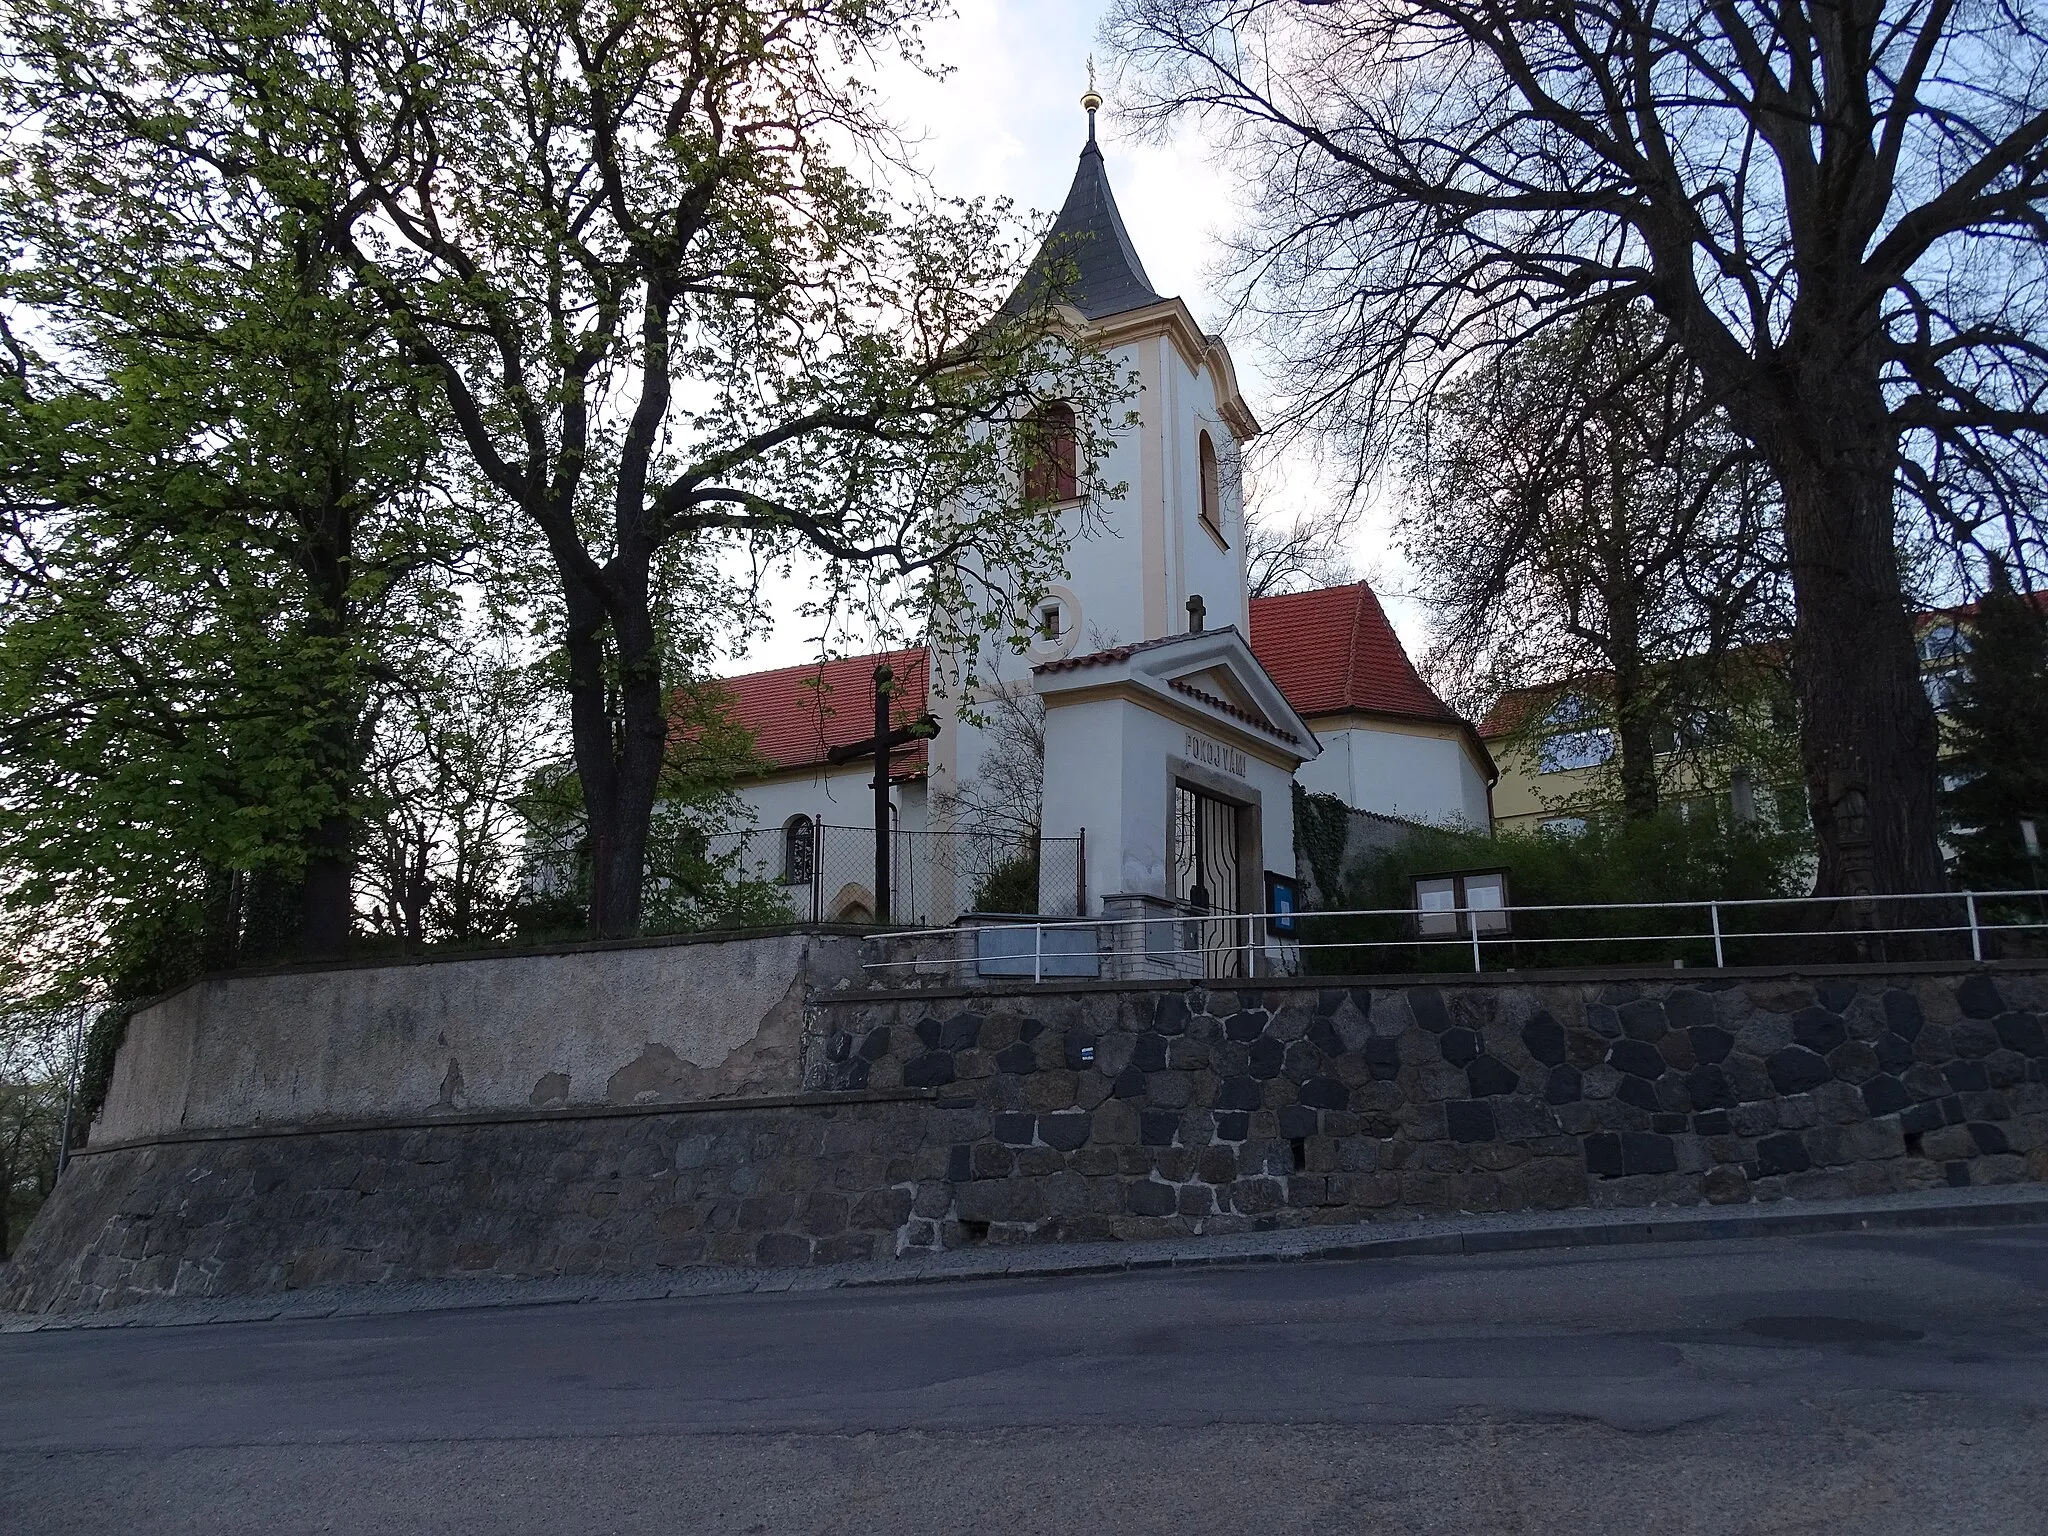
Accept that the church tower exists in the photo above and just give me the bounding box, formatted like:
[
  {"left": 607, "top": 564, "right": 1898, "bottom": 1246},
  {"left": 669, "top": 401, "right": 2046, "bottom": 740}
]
[{"left": 1012, "top": 90, "right": 1262, "bottom": 664}]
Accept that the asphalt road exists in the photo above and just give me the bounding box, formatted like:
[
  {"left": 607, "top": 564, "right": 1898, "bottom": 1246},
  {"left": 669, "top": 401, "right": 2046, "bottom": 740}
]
[{"left": 3, "top": 1227, "right": 2046, "bottom": 1535}]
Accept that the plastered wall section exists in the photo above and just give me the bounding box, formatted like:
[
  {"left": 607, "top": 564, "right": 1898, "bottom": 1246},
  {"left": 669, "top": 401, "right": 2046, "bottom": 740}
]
[{"left": 93, "top": 932, "right": 865, "bottom": 1143}]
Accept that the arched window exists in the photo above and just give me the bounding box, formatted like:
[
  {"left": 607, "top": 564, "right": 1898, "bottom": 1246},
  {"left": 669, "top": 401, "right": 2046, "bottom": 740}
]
[
  {"left": 781, "top": 815, "right": 814, "bottom": 885},
  {"left": 1198, "top": 430, "right": 1224, "bottom": 543},
  {"left": 1022, "top": 401, "right": 1078, "bottom": 504}
]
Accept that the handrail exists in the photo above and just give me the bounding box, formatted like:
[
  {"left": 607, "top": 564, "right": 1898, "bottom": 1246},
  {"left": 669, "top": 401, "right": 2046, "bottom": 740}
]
[{"left": 859, "top": 888, "right": 2048, "bottom": 976}]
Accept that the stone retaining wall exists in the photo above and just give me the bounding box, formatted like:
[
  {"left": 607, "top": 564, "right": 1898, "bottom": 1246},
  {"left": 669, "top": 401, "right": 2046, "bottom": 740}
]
[
  {"left": 92, "top": 929, "right": 865, "bottom": 1142},
  {"left": 799, "top": 969, "right": 2048, "bottom": 1245},
  {"left": 5, "top": 964, "right": 2044, "bottom": 1315}
]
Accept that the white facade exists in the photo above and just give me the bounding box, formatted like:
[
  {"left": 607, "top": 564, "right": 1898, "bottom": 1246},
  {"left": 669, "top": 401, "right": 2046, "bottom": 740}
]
[{"left": 1294, "top": 717, "right": 1494, "bottom": 829}]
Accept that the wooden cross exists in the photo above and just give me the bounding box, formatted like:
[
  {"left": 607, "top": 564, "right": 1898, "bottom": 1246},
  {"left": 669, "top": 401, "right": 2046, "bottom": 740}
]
[{"left": 825, "top": 663, "right": 937, "bottom": 925}]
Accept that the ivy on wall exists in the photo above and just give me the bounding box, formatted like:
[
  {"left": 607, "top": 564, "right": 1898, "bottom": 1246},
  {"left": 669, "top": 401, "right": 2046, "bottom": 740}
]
[{"left": 1292, "top": 783, "right": 1353, "bottom": 908}]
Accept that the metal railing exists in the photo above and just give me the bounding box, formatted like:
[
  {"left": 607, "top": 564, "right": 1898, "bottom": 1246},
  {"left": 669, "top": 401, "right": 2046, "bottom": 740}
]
[{"left": 861, "top": 888, "right": 2048, "bottom": 980}]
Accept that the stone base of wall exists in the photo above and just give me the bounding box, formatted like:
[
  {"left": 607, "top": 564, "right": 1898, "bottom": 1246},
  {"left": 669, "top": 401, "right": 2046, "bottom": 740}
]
[{"left": 6, "top": 965, "right": 2046, "bottom": 1316}]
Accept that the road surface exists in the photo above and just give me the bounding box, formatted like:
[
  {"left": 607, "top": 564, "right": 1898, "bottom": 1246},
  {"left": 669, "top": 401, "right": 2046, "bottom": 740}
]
[{"left": 4, "top": 1226, "right": 2045, "bottom": 1534}]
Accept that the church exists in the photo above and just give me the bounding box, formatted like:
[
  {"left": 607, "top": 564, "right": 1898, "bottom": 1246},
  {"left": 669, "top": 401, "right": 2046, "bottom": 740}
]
[{"left": 708, "top": 94, "right": 1495, "bottom": 938}]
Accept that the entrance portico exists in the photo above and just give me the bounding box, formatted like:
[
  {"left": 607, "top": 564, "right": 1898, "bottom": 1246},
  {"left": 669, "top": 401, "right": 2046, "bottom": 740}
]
[{"left": 1034, "top": 625, "right": 1318, "bottom": 972}]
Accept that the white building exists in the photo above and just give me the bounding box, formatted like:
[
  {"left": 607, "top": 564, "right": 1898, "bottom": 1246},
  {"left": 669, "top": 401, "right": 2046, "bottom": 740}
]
[{"left": 705, "top": 103, "right": 1494, "bottom": 933}]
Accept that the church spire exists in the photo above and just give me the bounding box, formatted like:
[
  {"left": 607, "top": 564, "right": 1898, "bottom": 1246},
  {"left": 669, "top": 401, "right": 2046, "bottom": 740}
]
[{"left": 1005, "top": 69, "right": 1163, "bottom": 321}]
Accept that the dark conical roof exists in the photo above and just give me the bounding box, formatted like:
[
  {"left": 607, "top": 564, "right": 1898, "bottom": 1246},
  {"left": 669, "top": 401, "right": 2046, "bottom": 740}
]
[{"left": 1009, "top": 130, "right": 1163, "bottom": 321}]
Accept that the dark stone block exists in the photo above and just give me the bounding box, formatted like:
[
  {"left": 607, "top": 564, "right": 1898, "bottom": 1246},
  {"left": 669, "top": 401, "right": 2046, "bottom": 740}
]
[
  {"left": 1038, "top": 1113, "right": 1091, "bottom": 1152},
  {"left": 1316, "top": 989, "right": 1348, "bottom": 1016},
  {"left": 1410, "top": 987, "right": 1453, "bottom": 1033},
  {"left": 1300, "top": 1076, "right": 1350, "bottom": 1110},
  {"left": 1126, "top": 1180, "right": 1178, "bottom": 1216},
  {"left": 992, "top": 1112, "right": 1037, "bottom": 1146},
  {"left": 1883, "top": 989, "right": 1925, "bottom": 1040},
  {"left": 1946, "top": 1160, "right": 1973, "bottom": 1187},
  {"left": 1218, "top": 1077, "right": 1262, "bottom": 1111},
  {"left": 1141, "top": 1111, "right": 1181, "bottom": 1147},
  {"left": 1112, "top": 1065, "right": 1148, "bottom": 1100},
  {"left": 1446, "top": 1100, "right": 1498, "bottom": 1142},
  {"left": 826, "top": 1031, "right": 853, "bottom": 1063},
  {"left": 1874, "top": 1032, "right": 1916, "bottom": 1071},
  {"left": 1019, "top": 1019, "right": 1045, "bottom": 1042},
  {"left": 1440, "top": 1027, "right": 1484, "bottom": 1066},
  {"left": 1131, "top": 1034, "right": 1170, "bottom": 1073},
  {"left": 1522, "top": 1011, "right": 1568, "bottom": 1067},
  {"left": 1248, "top": 1037, "right": 1286, "bottom": 1079},
  {"left": 1621, "top": 1131, "right": 1678, "bottom": 1175},
  {"left": 903, "top": 1053, "right": 956, "bottom": 1088},
  {"left": 947, "top": 1145, "right": 974, "bottom": 1183},
  {"left": 1941, "top": 1093, "right": 1967, "bottom": 1125},
  {"left": 838, "top": 1059, "right": 870, "bottom": 1090},
  {"left": 1756, "top": 1132, "right": 1812, "bottom": 1176},
  {"left": 1155, "top": 994, "right": 1190, "bottom": 1035},
  {"left": 1767, "top": 1045, "right": 1830, "bottom": 1095},
  {"left": 1816, "top": 981, "right": 1858, "bottom": 1013},
  {"left": 1968, "top": 1122, "right": 2011, "bottom": 1155},
  {"left": 1945, "top": 1061, "right": 1990, "bottom": 1094},
  {"left": 1862, "top": 1074, "right": 1912, "bottom": 1117},
  {"left": 995, "top": 1042, "right": 1038, "bottom": 1075},
  {"left": 1064, "top": 1030, "right": 1097, "bottom": 1070},
  {"left": 1693, "top": 1109, "right": 1732, "bottom": 1136},
  {"left": 1617, "top": 1077, "right": 1664, "bottom": 1112},
  {"left": 1666, "top": 991, "right": 1716, "bottom": 1032},
  {"left": 1277, "top": 1106, "right": 1318, "bottom": 1142},
  {"left": 1791, "top": 1007, "right": 1848, "bottom": 1054},
  {"left": 1546, "top": 1065, "right": 1584, "bottom": 1104},
  {"left": 1586, "top": 1004, "right": 1623, "bottom": 1040},
  {"left": 939, "top": 1013, "right": 983, "bottom": 1051},
  {"left": 1951, "top": 1019, "right": 2000, "bottom": 1058},
  {"left": 915, "top": 1017, "right": 944, "bottom": 1052},
  {"left": 1686, "top": 1065, "right": 1736, "bottom": 1110},
  {"left": 1652, "top": 1113, "right": 1688, "bottom": 1134},
  {"left": 1364, "top": 1037, "right": 1400, "bottom": 1068},
  {"left": 1898, "top": 1099, "right": 1946, "bottom": 1135},
  {"left": 1957, "top": 974, "right": 2005, "bottom": 1019},
  {"left": 1688, "top": 1025, "right": 1735, "bottom": 1065},
  {"left": 1306, "top": 1016, "right": 1344, "bottom": 1060},
  {"left": 1585, "top": 1132, "right": 1625, "bottom": 1177},
  {"left": 1996, "top": 1013, "right": 2047, "bottom": 1057},
  {"left": 1225, "top": 1010, "right": 1268, "bottom": 1043},
  {"left": 1467, "top": 1056, "right": 1520, "bottom": 1098},
  {"left": 859, "top": 1028, "right": 891, "bottom": 1062},
  {"left": 757, "top": 1233, "right": 813, "bottom": 1267},
  {"left": 1619, "top": 1000, "right": 1669, "bottom": 1041},
  {"left": 1212, "top": 1110, "right": 1251, "bottom": 1141},
  {"left": 1609, "top": 1039, "right": 1667, "bottom": 1080}
]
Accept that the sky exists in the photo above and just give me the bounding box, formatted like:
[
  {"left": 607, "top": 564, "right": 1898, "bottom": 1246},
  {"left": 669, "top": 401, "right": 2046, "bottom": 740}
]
[{"left": 714, "top": 0, "right": 1424, "bottom": 676}]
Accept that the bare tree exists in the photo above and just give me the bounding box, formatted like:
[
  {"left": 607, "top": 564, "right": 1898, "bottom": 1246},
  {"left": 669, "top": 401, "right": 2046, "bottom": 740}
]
[
  {"left": 934, "top": 683, "right": 1047, "bottom": 847},
  {"left": 1244, "top": 478, "right": 1358, "bottom": 597},
  {"left": 1407, "top": 302, "right": 1789, "bottom": 817},
  {"left": 1110, "top": 0, "right": 2048, "bottom": 899}
]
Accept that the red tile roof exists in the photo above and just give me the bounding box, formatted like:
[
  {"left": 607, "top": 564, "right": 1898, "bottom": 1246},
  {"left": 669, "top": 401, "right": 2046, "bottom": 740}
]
[
  {"left": 1247, "top": 583, "right": 1459, "bottom": 725},
  {"left": 707, "top": 647, "right": 930, "bottom": 773}
]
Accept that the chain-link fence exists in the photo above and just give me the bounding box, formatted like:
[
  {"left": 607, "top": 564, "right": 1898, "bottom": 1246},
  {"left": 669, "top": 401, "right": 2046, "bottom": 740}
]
[{"left": 799, "top": 824, "right": 1080, "bottom": 927}]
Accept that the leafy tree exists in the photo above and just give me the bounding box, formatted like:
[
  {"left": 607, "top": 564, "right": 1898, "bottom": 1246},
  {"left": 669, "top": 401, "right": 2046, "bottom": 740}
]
[
  {"left": 0, "top": 19, "right": 473, "bottom": 971},
  {"left": 1405, "top": 303, "right": 1789, "bottom": 818},
  {"left": 1111, "top": 0, "right": 2048, "bottom": 900},
  {"left": 1942, "top": 577, "right": 2048, "bottom": 895}
]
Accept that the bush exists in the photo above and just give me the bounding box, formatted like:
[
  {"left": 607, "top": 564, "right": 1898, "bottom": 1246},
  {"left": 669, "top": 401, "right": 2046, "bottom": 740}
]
[
  {"left": 971, "top": 851, "right": 1041, "bottom": 915},
  {"left": 1301, "top": 809, "right": 1811, "bottom": 974}
]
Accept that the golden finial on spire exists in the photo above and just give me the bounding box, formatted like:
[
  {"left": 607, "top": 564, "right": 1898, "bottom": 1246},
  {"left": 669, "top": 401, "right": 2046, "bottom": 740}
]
[{"left": 1081, "top": 55, "right": 1103, "bottom": 116}]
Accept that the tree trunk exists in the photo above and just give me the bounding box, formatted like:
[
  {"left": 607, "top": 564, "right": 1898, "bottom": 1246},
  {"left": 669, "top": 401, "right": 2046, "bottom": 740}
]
[
  {"left": 562, "top": 578, "right": 669, "bottom": 940},
  {"left": 1768, "top": 379, "right": 1944, "bottom": 902}
]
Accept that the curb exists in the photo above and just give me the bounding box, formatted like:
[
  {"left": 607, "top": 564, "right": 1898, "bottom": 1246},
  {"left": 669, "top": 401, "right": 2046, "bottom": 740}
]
[{"left": 5, "top": 1184, "right": 2044, "bottom": 1333}]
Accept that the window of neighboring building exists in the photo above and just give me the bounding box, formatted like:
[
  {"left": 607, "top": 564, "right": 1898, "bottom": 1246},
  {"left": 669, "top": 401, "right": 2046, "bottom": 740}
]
[
  {"left": 1198, "top": 429, "right": 1226, "bottom": 545},
  {"left": 1538, "top": 817, "right": 1589, "bottom": 838},
  {"left": 781, "top": 815, "right": 814, "bottom": 885},
  {"left": 1022, "top": 401, "right": 1078, "bottom": 504},
  {"left": 1536, "top": 695, "right": 1615, "bottom": 773},
  {"left": 1923, "top": 667, "right": 1961, "bottom": 713},
  {"left": 1919, "top": 620, "right": 1968, "bottom": 667}
]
